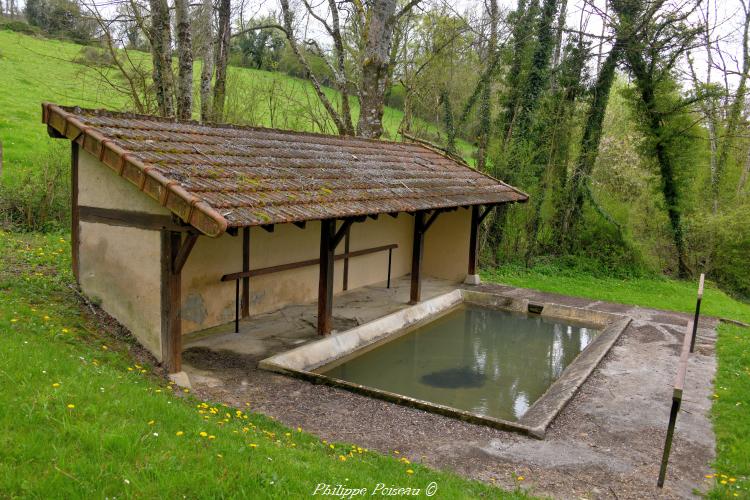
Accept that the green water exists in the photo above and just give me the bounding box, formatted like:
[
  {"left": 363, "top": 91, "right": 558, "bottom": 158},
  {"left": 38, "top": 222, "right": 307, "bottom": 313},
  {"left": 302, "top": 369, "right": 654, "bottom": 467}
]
[{"left": 320, "top": 304, "right": 599, "bottom": 422}]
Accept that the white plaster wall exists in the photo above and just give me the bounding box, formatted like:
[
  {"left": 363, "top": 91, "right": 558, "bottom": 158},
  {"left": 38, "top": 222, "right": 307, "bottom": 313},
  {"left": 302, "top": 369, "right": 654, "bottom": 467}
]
[
  {"left": 79, "top": 223, "right": 163, "bottom": 357},
  {"left": 78, "top": 150, "right": 170, "bottom": 215},
  {"left": 77, "top": 150, "right": 165, "bottom": 359},
  {"left": 423, "top": 209, "right": 471, "bottom": 282}
]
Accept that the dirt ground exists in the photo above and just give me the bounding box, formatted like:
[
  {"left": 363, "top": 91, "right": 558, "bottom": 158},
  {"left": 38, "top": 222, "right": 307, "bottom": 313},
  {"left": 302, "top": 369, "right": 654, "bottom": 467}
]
[{"left": 182, "top": 283, "right": 718, "bottom": 499}]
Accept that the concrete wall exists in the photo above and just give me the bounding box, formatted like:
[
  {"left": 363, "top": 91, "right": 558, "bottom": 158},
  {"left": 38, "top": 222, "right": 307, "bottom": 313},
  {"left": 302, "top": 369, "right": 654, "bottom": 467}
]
[
  {"left": 77, "top": 150, "right": 166, "bottom": 358},
  {"left": 76, "top": 149, "right": 474, "bottom": 355}
]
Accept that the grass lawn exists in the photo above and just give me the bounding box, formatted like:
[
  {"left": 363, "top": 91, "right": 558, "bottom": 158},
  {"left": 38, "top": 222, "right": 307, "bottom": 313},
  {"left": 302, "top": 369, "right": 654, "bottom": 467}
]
[
  {"left": 483, "top": 265, "right": 750, "bottom": 498},
  {"left": 0, "top": 230, "right": 527, "bottom": 498}
]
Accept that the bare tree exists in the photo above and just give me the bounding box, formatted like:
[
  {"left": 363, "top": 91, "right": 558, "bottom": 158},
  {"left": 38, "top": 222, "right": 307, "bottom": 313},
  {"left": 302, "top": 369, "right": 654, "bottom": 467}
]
[
  {"left": 197, "top": 0, "right": 214, "bottom": 121},
  {"left": 279, "top": 0, "right": 423, "bottom": 138},
  {"left": 175, "top": 0, "right": 194, "bottom": 120},
  {"left": 148, "top": 0, "right": 175, "bottom": 117},
  {"left": 212, "top": 0, "right": 232, "bottom": 121}
]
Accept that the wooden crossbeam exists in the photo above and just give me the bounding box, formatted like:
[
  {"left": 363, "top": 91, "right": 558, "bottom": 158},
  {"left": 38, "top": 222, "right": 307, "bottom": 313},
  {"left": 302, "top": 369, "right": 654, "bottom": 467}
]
[
  {"left": 79, "top": 206, "right": 191, "bottom": 232},
  {"left": 221, "top": 244, "right": 397, "bottom": 281}
]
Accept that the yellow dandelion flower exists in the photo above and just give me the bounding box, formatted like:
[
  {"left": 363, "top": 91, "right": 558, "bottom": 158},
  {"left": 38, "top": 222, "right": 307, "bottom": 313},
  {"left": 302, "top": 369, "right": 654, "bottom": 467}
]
[
  {"left": 208, "top": 435, "right": 216, "bottom": 440},
  {"left": 176, "top": 431, "right": 184, "bottom": 436},
  {"left": 155, "top": 389, "right": 162, "bottom": 393},
  {"left": 721, "top": 480, "right": 728, "bottom": 485},
  {"left": 101, "top": 345, "right": 108, "bottom": 350},
  {"left": 43, "top": 316, "right": 50, "bottom": 321},
  {"left": 10, "top": 318, "right": 18, "bottom": 323},
  {"left": 183, "top": 388, "right": 190, "bottom": 393},
  {"left": 249, "top": 443, "right": 258, "bottom": 448},
  {"left": 297, "top": 427, "right": 302, "bottom": 432},
  {"left": 67, "top": 404, "right": 75, "bottom": 409},
  {"left": 285, "top": 432, "right": 291, "bottom": 437},
  {"left": 406, "top": 469, "right": 414, "bottom": 475},
  {"left": 127, "top": 367, "right": 134, "bottom": 371},
  {"left": 517, "top": 476, "right": 525, "bottom": 481},
  {"left": 729, "top": 478, "right": 736, "bottom": 483},
  {"left": 148, "top": 420, "right": 155, "bottom": 425},
  {"left": 199, "top": 431, "right": 208, "bottom": 437},
  {"left": 339, "top": 455, "right": 347, "bottom": 461},
  {"left": 394, "top": 450, "right": 400, "bottom": 454},
  {"left": 52, "top": 383, "right": 60, "bottom": 388},
  {"left": 330, "top": 444, "right": 335, "bottom": 449},
  {"left": 61, "top": 328, "right": 69, "bottom": 333}
]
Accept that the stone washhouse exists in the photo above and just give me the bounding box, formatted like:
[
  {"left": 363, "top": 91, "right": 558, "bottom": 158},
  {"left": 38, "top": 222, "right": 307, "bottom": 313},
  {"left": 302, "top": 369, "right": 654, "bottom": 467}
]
[{"left": 42, "top": 103, "right": 528, "bottom": 375}]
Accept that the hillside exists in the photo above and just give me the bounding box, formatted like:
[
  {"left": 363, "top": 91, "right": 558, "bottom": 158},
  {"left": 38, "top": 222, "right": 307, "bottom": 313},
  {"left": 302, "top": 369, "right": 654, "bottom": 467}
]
[{"left": 0, "top": 30, "right": 472, "bottom": 188}]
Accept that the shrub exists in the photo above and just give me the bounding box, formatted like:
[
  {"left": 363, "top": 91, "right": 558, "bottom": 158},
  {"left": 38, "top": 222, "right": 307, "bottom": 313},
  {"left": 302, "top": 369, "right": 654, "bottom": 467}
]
[
  {"left": 1, "top": 19, "right": 41, "bottom": 35},
  {"left": 72, "top": 46, "right": 114, "bottom": 68},
  {"left": 0, "top": 147, "right": 70, "bottom": 232}
]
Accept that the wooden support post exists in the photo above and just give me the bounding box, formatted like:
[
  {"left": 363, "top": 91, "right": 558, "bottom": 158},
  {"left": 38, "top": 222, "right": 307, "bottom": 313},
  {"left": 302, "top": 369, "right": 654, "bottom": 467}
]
[
  {"left": 71, "top": 142, "right": 80, "bottom": 283},
  {"left": 468, "top": 205, "right": 480, "bottom": 276},
  {"left": 343, "top": 225, "right": 351, "bottom": 291},
  {"left": 387, "top": 247, "right": 392, "bottom": 289},
  {"left": 161, "top": 230, "right": 183, "bottom": 373},
  {"left": 410, "top": 211, "right": 426, "bottom": 304},
  {"left": 242, "top": 227, "right": 250, "bottom": 318},
  {"left": 690, "top": 273, "right": 705, "bottom": 353},
  {"left": 318, "top": 219, "right": 335, "bottom": 335},
  {"left": 468, "top": 205, "right": 495, "bottom": 279}
]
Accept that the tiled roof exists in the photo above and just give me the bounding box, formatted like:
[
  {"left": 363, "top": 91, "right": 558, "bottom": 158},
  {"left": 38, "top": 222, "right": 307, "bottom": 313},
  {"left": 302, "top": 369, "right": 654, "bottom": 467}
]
[{"left": 43, "top": 103, "right": 528, "bottom": 236}]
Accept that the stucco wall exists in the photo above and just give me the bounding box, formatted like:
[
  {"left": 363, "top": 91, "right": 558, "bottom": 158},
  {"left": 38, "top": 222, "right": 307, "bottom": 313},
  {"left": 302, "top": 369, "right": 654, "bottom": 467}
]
[
  {"left": 77, "top": 150, "right": 165, "bottom": 359},
  {"left": 180, "top": 215, "right": 415, "bottom": 334},
  {"left": 423, "top": 208, "right": 471, "bottom": 282}
]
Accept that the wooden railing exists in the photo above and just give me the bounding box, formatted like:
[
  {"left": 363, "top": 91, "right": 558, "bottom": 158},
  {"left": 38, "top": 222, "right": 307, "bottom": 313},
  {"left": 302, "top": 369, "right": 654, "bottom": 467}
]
[
  {"left": 221, "top": 244, "right": 397, "bottom": 333},
  {"left": 657, "top": 273, "right": 704, "bottom": 488}
]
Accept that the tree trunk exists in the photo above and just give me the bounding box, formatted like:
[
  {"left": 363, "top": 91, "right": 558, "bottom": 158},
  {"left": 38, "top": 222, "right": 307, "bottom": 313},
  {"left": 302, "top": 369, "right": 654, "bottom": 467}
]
[
  {"left": 715, "top": 5, "right": 750, "bottom": 208},
  {"left": 212, "top": 0, "right": 231, "bottom": 122},
  {"left": 514, "top": 0, "right": 559, "bottom": 138},
  {"left": 356, "top": 0, "right": 398, "bottom": 138},
  {"left": 198, "top": 0, "right": 214, "bottom": 122},
  {"left": 477, "top": 0, "right": 499, "bottom": 172},
  {"left": 501, "top": 0, "right": 537, "bottom": 147},
  {"left": 562, "top": 43, "right": 621, "bottom": 238},
  {"left": 328, "top": 0, "right": 355, "bottom": 135},
  {"left": 149, "top": 0, "right": 175, "bottom": 117},
  {"left": 175, "top": 0, "right": 194, "bottom": 120}
]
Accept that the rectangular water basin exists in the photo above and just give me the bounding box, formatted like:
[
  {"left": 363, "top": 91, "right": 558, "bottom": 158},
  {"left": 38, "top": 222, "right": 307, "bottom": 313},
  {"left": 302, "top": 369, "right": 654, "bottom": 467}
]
[
  {"left": 319, "top": 303, "right": 599, "bottom": 423},
  {"left": 259, "top": 289, "right": 631, "bottom": 438}
]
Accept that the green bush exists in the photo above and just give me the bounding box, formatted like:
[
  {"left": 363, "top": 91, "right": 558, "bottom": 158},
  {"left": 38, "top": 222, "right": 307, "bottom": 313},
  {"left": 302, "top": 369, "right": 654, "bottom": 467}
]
[
  {"left": 0, "top": 147, "right": 70, "bottom": 232},
  {"left": 0, "top": 19, "right": 41, "bottom": 35}
]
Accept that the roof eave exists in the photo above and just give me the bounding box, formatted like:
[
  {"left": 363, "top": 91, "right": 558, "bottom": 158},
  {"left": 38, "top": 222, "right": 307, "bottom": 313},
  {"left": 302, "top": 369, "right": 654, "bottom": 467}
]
[{"left": 42, "top": 103, "right": 228, "bottom": 237}]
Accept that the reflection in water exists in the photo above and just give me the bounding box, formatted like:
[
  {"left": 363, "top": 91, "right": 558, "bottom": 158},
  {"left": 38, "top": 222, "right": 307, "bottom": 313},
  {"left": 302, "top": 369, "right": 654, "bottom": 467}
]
[{"left": 321, "top": 305, "right": 600, "bottom": 421}]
